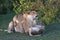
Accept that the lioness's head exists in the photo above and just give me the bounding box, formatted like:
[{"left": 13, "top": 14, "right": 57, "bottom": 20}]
[{"left": 23, "top": 11, "right": 38, "bottom": 21}]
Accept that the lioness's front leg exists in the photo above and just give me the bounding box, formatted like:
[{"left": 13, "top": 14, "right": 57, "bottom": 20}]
[{"left": 29, "top": 28, "right": 33, "bottom": 36}]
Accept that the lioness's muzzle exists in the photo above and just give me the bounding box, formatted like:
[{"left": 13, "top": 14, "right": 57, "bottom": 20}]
[{"left": 33, "top": 17, "right": 38, "bottom": 20}]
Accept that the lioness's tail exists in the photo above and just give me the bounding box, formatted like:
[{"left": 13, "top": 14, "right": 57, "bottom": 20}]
[
  {"left": 0, "top": 29, "right": 3, "bottom": 31},
  {"left": 0, "top": 29, "right": 12, "bottom": 33},
  {"left": 0, "top": 29, "right": 8, "bottom": 32}
]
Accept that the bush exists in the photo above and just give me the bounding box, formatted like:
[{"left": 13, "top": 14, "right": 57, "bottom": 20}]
[
  {"left": 13, "top": 0, "right": 31, "bottom": 14},
  {"left": 0, "top": 0, "right": 60, "bottom": 25}
]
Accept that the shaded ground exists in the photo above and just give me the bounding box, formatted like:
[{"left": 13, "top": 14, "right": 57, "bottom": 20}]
[{"left": 0, "top": 13, "right": 60, "bottom": 40}]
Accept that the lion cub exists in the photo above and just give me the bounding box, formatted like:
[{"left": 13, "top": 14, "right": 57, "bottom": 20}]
[{"left": 28, "top": 22, "right": 45, "bottom": 36}]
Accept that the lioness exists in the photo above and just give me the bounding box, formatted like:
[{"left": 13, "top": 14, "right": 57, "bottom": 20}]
[{"left": 6, "top": 11, "right": 38, "bottom": 34}]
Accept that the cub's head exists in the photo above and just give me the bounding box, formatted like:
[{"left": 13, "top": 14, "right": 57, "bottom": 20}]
[{"left": 23, "top": 11, "right": 38, "bottom": 20}]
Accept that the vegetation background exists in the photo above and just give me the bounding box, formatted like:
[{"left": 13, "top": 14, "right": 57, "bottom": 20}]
[
  {"left": 0, "top": 0, "right": 60, "bottom": 24},
  {"left": 0, "top": 0, "right": 60, "bottom": 40}
]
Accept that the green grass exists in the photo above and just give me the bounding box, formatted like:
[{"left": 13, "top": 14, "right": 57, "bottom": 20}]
[{"left": 0, "top": 13, "right": 60, "bottom": 40}]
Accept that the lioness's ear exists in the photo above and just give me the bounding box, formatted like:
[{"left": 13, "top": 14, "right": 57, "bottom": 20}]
[{"left": 23, "top": 11, "right": 30, "bottom": 18}]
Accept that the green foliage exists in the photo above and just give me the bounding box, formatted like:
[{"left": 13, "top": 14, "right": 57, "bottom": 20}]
[
  {"left": 0, "top": 0, "right": 60, "bottom": 24},
  {"left": 13, "top": 0, "right": 31, "bottom": 14},
  {"left": 35, "top": 0, "right": 60, "bottom": 25}
]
